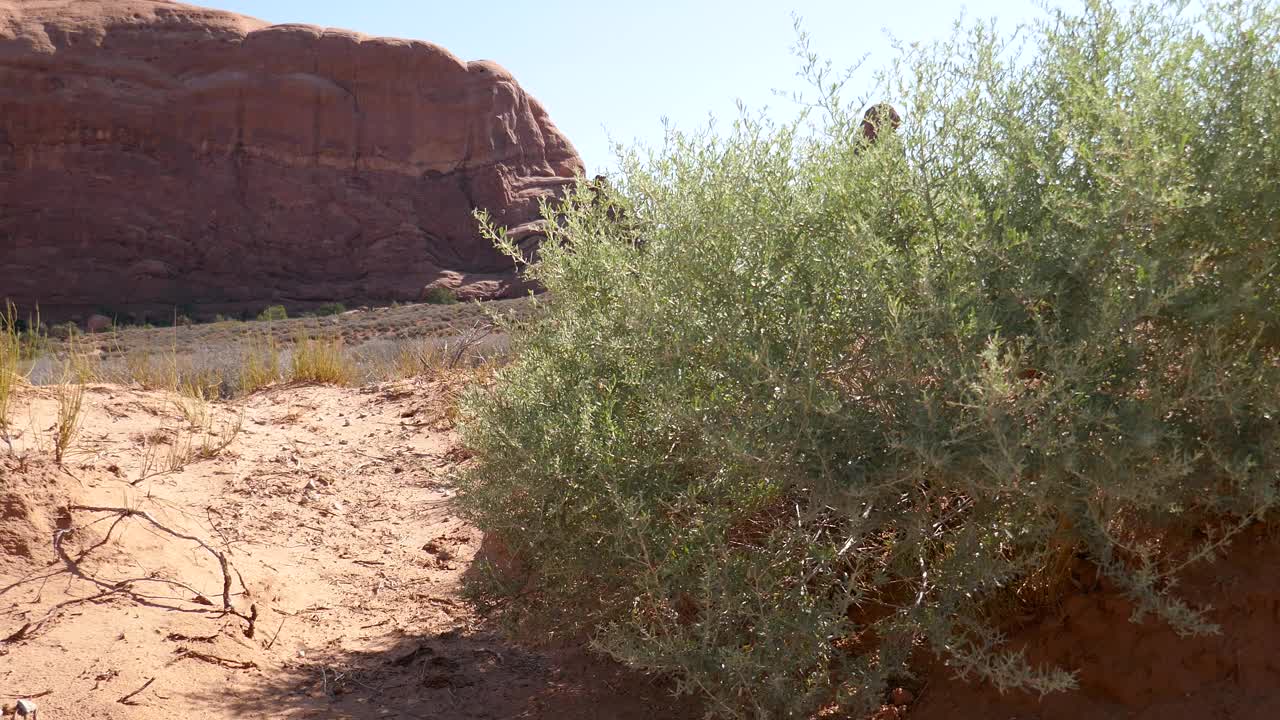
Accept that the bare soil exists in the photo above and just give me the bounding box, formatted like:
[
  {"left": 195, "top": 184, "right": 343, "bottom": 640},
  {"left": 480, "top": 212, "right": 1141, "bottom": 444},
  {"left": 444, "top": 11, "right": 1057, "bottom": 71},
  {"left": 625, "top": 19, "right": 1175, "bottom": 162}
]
[
  {"left": 902, "top": 522, "right": 1280, "bottom": 720},
  {"left": 0, "top": 379, "right": 698, "bottom": 719}
]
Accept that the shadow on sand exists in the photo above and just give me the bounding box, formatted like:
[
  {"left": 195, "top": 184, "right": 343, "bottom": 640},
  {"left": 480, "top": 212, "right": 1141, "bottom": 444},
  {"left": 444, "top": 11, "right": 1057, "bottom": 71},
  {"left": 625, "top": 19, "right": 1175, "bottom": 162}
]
[
  {"left": 190, "top": 626, "right": 700, "bottom": 720},
  {"left": 187, "top": 534, "right": 703, "bottom": 720}
]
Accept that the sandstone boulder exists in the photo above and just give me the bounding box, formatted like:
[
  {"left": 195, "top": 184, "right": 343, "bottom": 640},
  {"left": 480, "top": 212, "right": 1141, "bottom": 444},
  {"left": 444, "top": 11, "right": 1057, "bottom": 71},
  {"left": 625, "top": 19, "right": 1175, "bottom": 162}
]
[
  {"left": 85, "top": 314, "right": 113, "bottom": 333},
  {"left": 0, "top": 0, "right": 582, "bottom": 322}
]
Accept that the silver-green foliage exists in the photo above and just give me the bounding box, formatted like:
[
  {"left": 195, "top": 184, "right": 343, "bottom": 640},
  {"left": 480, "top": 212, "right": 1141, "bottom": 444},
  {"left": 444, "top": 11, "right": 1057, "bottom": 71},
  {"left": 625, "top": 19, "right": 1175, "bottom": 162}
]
[{"left": 459, "top": 2, "right": 1280, "bottom": 717}]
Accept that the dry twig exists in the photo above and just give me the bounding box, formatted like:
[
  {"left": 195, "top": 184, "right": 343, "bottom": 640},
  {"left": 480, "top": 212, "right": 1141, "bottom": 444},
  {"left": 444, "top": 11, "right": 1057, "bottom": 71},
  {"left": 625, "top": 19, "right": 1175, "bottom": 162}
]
[
  {"left": 174, "top": 646, "right": 257, "bottom": 670},
  {"left": 117, "top": 677, "right": 155, "bottom": 705},
  {"left": 51, "top": 505, "right": 258, "bottom": 638}
]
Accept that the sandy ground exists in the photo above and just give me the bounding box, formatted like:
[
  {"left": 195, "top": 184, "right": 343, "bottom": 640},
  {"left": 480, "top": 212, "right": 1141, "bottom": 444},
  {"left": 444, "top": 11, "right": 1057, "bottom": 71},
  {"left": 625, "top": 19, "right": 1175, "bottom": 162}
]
[{"left": 0, "top": 380, "right": 697, "bottom": 720}]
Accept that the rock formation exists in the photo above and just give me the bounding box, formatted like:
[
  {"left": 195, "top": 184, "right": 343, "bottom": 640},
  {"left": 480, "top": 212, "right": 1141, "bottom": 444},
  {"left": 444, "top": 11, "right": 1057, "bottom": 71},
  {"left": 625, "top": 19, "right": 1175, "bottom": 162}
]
[{"left": 0, "top": 0, "right": 582, "bottom": 322}]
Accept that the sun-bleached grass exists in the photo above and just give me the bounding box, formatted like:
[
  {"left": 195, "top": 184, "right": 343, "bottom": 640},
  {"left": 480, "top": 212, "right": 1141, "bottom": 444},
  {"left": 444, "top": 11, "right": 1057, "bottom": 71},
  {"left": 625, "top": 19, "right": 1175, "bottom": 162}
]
[
  {"left": 287, "top": 333, "right": 355, "bottom": 386},
  {"left": 0, "top": 302, "right": 21, "bottom": 436},
  {"left": 25, "top": 319, "right": 506, "bottom": 408},
  {"left": 237, "top": 332, "right": 281, "bottom": 395},
  {"left": 132, "top": 398, "right": 245, "bottom": 487},
  {"left": 52, "top": 360, "right": 86, "bottom": 465}
]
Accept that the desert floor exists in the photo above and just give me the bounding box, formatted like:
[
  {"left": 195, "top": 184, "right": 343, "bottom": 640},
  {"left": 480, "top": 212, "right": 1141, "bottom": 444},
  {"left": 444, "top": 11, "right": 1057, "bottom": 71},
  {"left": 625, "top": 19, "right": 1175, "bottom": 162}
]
[{"left": 1, "top": 377, "right": 699, "bottom": 719}]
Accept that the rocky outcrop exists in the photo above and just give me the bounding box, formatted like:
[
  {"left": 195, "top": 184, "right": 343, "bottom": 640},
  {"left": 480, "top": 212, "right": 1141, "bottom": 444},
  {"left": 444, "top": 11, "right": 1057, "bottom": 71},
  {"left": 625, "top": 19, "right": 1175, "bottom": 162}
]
[{"left": 0, "top": 0, "right": 581, "bottom": 322}]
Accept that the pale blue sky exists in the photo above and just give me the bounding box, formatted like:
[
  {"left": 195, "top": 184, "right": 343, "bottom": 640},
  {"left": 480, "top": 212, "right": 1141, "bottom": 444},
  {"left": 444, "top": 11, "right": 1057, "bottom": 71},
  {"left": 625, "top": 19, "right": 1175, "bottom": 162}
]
[{"left": 207, "top": 1, "right": 1070, "bottom": 173}]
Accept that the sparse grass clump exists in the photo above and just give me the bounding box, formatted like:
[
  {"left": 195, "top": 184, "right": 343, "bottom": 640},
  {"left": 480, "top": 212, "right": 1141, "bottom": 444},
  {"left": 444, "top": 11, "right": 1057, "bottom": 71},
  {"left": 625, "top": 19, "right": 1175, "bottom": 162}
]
[
  {"left": 458, "top": 2, "right": 1280, "bottom": 717},
  {"left": 0, "top": 302, "right": 23, "bottom": 432},
  {"left": 315, "top": 302, "right": 347, "bottom": 317},
  {"left": 48, "top": 321, "right": 79, "bottom": 341},
  {"left": 121, "top": 348, "right": 177, "bottom": 391},
  {"left": 238, "top": 333, "right": 281, "bottom": 394},
  {"left": 387, "top": 338, "right": 448, "bottom": 379},
  {"left": 53, "top": 355, "right": 88, "bottom": 465},
  {"left": 288, "top": 334, "right": 355, "bottom": 385}
]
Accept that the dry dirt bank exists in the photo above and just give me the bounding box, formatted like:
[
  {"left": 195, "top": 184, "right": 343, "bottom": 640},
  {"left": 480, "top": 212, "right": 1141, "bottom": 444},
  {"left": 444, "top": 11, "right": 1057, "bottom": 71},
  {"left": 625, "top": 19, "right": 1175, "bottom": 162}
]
[{"left": 0, "top": 380, "right": 697, "bottom": 719}]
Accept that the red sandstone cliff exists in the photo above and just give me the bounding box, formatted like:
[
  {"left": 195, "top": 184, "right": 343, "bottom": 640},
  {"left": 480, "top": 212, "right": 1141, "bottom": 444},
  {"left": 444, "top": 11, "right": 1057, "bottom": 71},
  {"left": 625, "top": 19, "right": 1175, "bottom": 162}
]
[{"left": 0, "top": 0, "right": 582, "bottom": 321}]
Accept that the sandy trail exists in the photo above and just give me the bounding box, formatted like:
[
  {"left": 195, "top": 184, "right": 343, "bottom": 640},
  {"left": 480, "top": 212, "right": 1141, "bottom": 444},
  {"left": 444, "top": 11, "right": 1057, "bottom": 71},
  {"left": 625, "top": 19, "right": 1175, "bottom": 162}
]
[{"left": 0, "top": 381, "right": 695, "bottom": 719}]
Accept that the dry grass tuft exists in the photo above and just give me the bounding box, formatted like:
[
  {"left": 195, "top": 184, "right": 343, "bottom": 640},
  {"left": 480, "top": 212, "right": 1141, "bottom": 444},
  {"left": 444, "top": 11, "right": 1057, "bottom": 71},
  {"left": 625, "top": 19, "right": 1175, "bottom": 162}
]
[
  {"left": 0, "top": 302, "right": 20, "bottom": 433},
  {"left": 238, "top": 333, "right": 281, "bottom": 394},
  {"left": 288, "top": 334, "right": 355, "bottom": 386},
  {"left": 53, "top": 360, "right": 86, "bottom": 465},
  {"left": 122, "top": 347, "right": 176, "bottom": 390}
]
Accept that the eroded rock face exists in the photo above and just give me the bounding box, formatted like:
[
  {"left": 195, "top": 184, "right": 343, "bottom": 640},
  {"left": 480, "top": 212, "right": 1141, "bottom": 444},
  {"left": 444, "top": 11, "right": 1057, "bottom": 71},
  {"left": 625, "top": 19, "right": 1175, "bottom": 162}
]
[{"left": 0, "top": 0, "right": 581, "bottom": 321}]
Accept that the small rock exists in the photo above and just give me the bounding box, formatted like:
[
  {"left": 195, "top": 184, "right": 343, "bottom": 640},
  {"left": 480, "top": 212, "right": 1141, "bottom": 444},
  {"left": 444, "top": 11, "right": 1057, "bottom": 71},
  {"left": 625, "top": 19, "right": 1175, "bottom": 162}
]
[
  {"left": 86, "top": 313, "right": 113, "bottom": 333},
  {"left": 16, "top": 698, "right": 39, "bottom": 717},
  {"left": 422, "top": 540, "right": 454, "bottom": 562}
]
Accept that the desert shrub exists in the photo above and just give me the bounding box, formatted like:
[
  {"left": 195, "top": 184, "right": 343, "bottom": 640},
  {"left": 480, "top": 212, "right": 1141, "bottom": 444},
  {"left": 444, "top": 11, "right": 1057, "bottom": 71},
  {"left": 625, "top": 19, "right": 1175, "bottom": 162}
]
[
  {"left": 422, "top": 287, "right": 459, "bottom": 305},
  {"left": 257, "top": 305, "right": 288, "bottom": 322},
  {"left": 315, "top": 302, "right": 347, "bottom": 316},
  {"left": 288, "top": 333, "right": 354, "bottom": 385},
  {"left": 458, "top": 2, "right": 1280, "bottom": 717}
]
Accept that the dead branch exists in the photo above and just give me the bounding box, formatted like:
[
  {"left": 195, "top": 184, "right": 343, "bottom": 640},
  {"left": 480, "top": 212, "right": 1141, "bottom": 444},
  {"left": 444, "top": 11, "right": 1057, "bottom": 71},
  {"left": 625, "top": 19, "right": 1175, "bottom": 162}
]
[
  {"left": 54, "top": 505, "right": 258, "bottom": 638},
  {"left": 165, "top": 631, "right": 219, "bottom": 643},
  {"left": 173, "top": 646, "right": 257, "bottom": 670},
  {"left": 117, "top": 677, "right": 155, "bottom": 705},
  {"left": 2, "top": 689, "right": 53, "bottom": 699},
  {"left": 265, "top": 616, "right": 287, "bottom": 650},
  {"left": 445, "top": 320, "right": 496, "bottom": 369}
]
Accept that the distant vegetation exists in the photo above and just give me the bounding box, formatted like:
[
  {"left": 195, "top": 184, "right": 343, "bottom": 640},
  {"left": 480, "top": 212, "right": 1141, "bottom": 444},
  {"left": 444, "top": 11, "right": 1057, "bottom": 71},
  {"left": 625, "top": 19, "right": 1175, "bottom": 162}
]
[
  {"left": 422, "top": 287, "right": 459, "bottom": 305},
  {"left": 0, "top": 298, "right": 520, "bottom": 411},
  {"left": 315, "top": 302, "right": 347, "bottom": 317},
  {"left": 14, "top": 299, "right": 422, "bottom": 336},
  {"left": 256, "top": 305, "right": 289, "bottom": 322},
  {"left": 459, "top": 1, "right": 1280, "bottom": 717}
]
